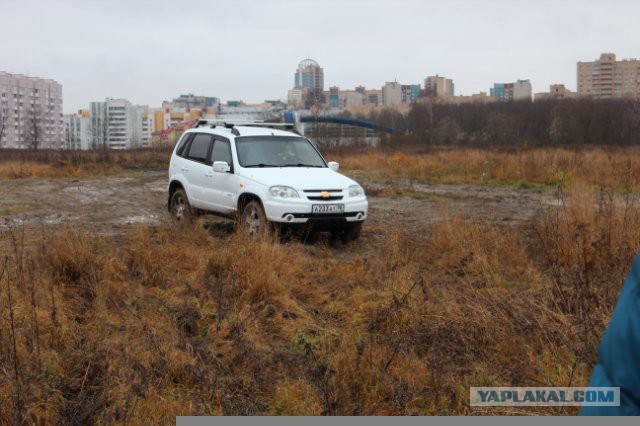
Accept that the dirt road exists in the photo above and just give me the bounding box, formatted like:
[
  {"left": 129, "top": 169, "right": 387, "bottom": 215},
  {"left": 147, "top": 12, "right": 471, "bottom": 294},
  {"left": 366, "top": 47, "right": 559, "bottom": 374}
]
[{"left": 1, "top": 171, "right": 555, "bottom": 236}]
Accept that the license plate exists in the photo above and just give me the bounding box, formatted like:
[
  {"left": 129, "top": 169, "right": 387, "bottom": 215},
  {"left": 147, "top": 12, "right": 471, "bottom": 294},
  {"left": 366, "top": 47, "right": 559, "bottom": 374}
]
[{"left": 312, "top": 204, "right": 345, "bottom": 214}]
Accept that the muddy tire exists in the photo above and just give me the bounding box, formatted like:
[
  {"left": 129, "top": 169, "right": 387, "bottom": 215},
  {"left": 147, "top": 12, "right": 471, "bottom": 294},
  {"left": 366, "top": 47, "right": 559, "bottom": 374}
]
[
  {"left": 240, "top": 200, "right": 270, "bottom": 237},
  {"left": 170, "top": 188, "right": 193, "bottom": 222}
]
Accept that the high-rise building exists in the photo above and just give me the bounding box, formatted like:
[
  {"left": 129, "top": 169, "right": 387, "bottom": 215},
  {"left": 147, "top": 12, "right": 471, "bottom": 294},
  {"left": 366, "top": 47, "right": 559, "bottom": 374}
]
[
  {"left": 424, "top": 75, "right": 454, "bottom": 98},
  {"left": 401, "top": 84, "right": 421, "bottom": 104},
  {"left": 382, "top": 82, "right": 420, "bottom": 107},
  {"left": 382, "top": 82, "right": 402, "bottom": 107},
  {"left": 490, "top": 79, "right": 532, "bottom": 101},
  {"left": 89, "top": 98, "right": 144, "bottom": 150},
  {"left": 577, "top": 53, "right": 640, "bottom": 99},
  {"left": 63, "top": 110, "right": 91, "bottom": 150},
  {"left": 294, "top": 58, "right": 324, "bottom": 93},
  {"left": 0, "top": 71, "right": 63, "bottom": 149}
]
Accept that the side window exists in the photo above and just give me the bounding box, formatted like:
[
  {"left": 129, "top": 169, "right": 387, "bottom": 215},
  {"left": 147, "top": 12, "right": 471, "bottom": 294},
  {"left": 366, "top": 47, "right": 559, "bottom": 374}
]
[
  {"left": 187, "top": 134, "right": 212, "bottom": 163},
  {"left": 210, "top": 139, "right": 232, "bottom": 165},
  {"left": 176, "top": 133, "right": 193, "bottom": 157}
]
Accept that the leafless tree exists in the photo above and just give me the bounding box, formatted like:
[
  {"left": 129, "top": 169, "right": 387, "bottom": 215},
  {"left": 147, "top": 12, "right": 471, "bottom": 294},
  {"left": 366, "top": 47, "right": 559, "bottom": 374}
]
[
  {"left": 91, "top": 106, "right": 109, "bottom": 150},
  {"left": 0, "top": 107, "right": 6, "bottom": 148},
  {"left": 22, "top": 105, "right": 43, "bottom": 150}
]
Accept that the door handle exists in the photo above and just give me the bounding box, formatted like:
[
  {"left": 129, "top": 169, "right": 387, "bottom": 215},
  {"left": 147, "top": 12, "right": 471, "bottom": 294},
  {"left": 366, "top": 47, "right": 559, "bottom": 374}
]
[
  {"left": 181, "top": 167, "right": 189, "bottom": 172},
  {"left": 205, "top": 172, "right": 214, "bottom": 178}
]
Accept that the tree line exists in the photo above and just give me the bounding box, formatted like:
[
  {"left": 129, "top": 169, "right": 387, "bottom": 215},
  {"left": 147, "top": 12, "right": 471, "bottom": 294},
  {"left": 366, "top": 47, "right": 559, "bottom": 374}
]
[{"left": 360, "top": 98, "right": 640, "bottom": 147}]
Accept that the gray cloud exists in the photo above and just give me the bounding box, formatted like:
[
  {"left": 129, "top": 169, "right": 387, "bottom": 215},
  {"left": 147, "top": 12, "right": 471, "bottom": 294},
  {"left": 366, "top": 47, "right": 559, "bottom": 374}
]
[{"left": 2, "top": 0, "right": 639, "bottom": 112}]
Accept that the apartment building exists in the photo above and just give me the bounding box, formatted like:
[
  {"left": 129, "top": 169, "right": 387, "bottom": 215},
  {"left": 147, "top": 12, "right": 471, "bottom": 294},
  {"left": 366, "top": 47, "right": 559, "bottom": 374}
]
[
  {"left": 424, "top": 75, "right": 454, "bottom": 98},
  {"left": 63, "top": 110, "right": 91, "bottom": 150},
  {"left": 0, "top": 71, "right": 63, "bottom": 149},
  {"left": 401, "top": 84, "right": 421, "bottom": 104},
  {"left": 382, "top": 81, "right": 421, "bottom": 107},
  {"left": 577, "top": 53, "right": 640, "bottom": 99},
  {"left": 89, "top": 99, "right": 143, "bottom": 150},
  {"left": 382, "top": 82, "right": 402, "bottom": 107},
  {"left": 490, "top": 79, "right": 532, "bottom": 101}
]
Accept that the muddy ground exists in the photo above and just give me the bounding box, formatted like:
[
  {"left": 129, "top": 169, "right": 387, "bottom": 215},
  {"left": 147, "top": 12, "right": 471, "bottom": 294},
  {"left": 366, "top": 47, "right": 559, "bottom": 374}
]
[{"left": 1, "top": 171, "right": 557, "bottom": 245}]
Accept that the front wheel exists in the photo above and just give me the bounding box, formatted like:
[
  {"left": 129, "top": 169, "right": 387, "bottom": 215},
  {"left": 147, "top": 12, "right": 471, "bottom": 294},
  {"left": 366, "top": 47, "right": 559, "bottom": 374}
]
[{"left": 240, "top": 200, "right": 270, "bottom": 237}]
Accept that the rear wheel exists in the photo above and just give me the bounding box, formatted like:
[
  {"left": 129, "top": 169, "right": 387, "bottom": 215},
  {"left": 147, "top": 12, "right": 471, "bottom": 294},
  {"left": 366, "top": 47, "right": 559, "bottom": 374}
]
[
  {"left": 170, "top": 188, "right": 193, "bottom": 222},
  {"left": 240, "top": 200, "right": 270, "bottom": 237}
]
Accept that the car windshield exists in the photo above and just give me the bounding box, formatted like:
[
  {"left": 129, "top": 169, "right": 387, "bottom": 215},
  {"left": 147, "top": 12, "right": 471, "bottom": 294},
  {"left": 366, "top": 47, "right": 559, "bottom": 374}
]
[{"left": 235, "top": 136, "right": 327, "bottom": 168}]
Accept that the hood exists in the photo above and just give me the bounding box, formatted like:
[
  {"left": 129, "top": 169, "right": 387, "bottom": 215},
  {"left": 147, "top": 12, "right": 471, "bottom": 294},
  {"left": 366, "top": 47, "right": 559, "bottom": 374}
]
[{"left": 238, "top": 167, "right": 359, "bottom": 190}]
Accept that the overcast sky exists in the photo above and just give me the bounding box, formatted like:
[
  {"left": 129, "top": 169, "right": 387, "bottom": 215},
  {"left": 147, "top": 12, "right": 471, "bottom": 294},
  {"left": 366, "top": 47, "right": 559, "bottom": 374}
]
[{"left": 2, "top": 0, "right": 639, "bottom": 113}]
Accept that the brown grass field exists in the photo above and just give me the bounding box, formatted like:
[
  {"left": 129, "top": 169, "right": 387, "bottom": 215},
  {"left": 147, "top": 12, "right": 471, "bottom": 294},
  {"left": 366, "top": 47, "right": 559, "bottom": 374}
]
[{"left": 1, "top": 146, "right": 639, "bottom": 422}]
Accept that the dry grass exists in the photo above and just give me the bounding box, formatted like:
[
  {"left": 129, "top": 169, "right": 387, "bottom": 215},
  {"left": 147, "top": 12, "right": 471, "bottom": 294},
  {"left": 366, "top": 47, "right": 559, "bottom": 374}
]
[
  {"left": 1, "top": 178, "right": 638, "bottom": 421},
  {"left": 336, "top": 147, "right": 640, "bottom": 191},
  {"left": 0, "top": 148, "right": 171, "bottom": 178},
  {"left": 4, "top": 146, "right": 640, "bottom": 193}
]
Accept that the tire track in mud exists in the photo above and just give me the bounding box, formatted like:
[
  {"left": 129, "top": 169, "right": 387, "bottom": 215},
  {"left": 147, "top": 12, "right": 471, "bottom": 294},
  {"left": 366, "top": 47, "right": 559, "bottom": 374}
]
[{"left": 1, "top": 171, "right": 554, "bottom": 238}]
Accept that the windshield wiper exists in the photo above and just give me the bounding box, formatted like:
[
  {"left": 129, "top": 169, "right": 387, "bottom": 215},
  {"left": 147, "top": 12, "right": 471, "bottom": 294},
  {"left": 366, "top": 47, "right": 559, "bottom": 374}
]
[
  {"left": 282, "top": 163, "right": 324, "bottom": 168},
  {"left": 243, "top": 163, "right": 279, "bottom": 168}
]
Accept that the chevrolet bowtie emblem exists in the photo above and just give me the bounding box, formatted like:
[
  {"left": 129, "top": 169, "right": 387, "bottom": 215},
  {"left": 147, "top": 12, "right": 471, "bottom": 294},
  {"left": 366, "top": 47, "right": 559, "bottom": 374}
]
[{"left": 320, "top": 191, "right": 331, "bottom": 198}]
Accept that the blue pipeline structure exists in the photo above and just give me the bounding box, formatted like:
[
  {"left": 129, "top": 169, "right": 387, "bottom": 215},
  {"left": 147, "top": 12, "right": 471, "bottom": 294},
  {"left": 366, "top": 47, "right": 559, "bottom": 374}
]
[{"left": 283, "top": 111, "right": 394, "bottom": 134}]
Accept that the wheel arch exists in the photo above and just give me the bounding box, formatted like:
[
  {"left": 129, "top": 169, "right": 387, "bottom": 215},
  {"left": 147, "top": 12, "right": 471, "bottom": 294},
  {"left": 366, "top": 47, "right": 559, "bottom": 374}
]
[
  {"left": 237, "top": 192, "right": 263, "bottom": 216},
  {"left": 168, "top": 180, "right": 185, "bottom": 211}
]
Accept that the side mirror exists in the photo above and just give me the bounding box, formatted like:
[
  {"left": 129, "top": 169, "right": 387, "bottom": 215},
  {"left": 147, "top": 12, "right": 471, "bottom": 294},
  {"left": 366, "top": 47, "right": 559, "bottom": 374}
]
[
  {"left": 328, "top": 161, "right": 340, "bottom": 172},
  {"left": 212, "top": 161, "right": 230, "bottom": 173}
]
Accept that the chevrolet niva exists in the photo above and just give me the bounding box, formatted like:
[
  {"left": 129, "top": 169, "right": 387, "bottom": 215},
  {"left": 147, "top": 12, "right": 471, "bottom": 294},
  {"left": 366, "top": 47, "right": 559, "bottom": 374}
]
[{"left": 168, "top": 120, "right": 368, "bottom": 241}]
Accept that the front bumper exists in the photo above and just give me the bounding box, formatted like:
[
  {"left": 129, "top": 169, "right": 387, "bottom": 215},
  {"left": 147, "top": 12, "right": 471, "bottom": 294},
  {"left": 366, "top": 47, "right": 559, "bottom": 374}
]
[{"left": 263, "top": 197, "right": 368, "bottom": 224}]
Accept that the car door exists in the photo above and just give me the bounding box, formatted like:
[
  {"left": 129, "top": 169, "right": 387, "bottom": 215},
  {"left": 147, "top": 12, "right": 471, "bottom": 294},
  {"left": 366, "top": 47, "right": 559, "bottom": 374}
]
[
  {"left": 205, "top": 137, "right": 238, "bottom": 214},
  {"left": 184, "top": 133, "right": 214, "bottom": 209}
]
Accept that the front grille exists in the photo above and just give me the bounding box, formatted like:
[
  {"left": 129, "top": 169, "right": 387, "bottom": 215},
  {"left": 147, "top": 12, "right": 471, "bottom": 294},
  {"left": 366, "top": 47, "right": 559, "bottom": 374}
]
[
  {"left": 304, "top": 188, "right": 344, "bottom": 202},
  {"left": 307, "top": 196, "right": 344, "bottom": 201}
]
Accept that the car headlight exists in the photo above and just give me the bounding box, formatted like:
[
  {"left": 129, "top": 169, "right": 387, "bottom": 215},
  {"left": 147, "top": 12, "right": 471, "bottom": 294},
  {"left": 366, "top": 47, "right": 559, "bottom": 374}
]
[
  {"left": 349, "top": 185, "right": 365, "bottom": 197},
  {"left": 269, "top": 185, "right": 299, "bottom": 198}
]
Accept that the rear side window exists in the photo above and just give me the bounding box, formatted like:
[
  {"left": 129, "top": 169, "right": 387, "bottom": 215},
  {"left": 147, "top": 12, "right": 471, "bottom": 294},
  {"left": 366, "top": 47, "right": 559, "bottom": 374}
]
[
  {"left": 187, "top": 134, "right": 213, "bottom": 163},
  {"left": 176, "top": 133, "right": 193, "bottom": 157},
  {"left": 210, "top": 139, "right": 232, "bottom": 165}
]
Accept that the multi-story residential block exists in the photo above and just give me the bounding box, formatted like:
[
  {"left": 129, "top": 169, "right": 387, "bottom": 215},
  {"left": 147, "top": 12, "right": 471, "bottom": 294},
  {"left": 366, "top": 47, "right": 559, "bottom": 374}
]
[
  {"left": 326, "top": 87, "right": 368, "bottom": 110},
  {"left": 287, "top": 87, "right": 308, "bottom": 107},
  {"left": 89, "top": 98, "right": 143, "bottom": 150},
  {"left": 382, "top": 82, "right": 402, "bottom": 107},
  {"left": 382, "top": 82, "right": 420, "bottom": 107},
  {"left": 577, "top": 53, "right": 640, "bottom": 99},
  {"left": 490, "top": 79, "right": 532, "bottom": 101},
  {"left": 364, "top": 89, "right": 382, "bottom": 107},
  {"left": 63, "top": 110, "right": 91, "bottom": 150},
  {"left": 424, "top": 75, "right": 454, "bottom": 98},
  {"left": 0, "top": 71, "right": 63, "bottom": 149},
  {"left": 294, "top": 58, "right": 324, "bottom": 93},
  {"left": 534, "top": 84, "right": 576, "bottom": 101},
  {"left": 401, "top": 84, "right": 421, "bottom": 104}
]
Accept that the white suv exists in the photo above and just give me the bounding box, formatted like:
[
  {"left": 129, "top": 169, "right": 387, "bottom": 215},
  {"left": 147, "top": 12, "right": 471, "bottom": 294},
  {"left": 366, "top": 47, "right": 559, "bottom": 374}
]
[{"left": 168, "top": 120, "right": 368, "bottom": 241}]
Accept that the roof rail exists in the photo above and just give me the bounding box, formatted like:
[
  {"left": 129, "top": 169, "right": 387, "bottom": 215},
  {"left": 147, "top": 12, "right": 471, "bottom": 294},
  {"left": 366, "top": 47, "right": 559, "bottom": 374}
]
[{"left": 193, "top": 118, "right": 298, "bottom": 134}]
